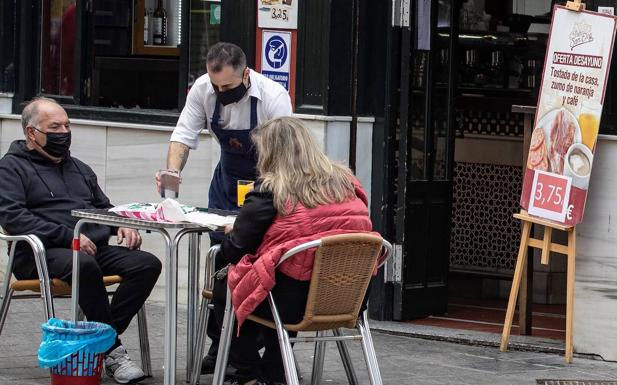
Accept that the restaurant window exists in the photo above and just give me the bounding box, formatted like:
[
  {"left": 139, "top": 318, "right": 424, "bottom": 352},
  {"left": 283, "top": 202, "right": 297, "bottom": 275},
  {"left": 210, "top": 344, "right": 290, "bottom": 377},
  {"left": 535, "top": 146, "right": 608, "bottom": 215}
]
[
  {"left": 188, "top": 0, "right": 221, "bottom": 88},
  {"left": 0, "top": 0, "right": 16, "bottom": 93},
  {"left": 40, "top": 0, "right": 76, "bottom": 96},
  {"left": 36, "top": 0, "right": 221, "bottom": 119}
]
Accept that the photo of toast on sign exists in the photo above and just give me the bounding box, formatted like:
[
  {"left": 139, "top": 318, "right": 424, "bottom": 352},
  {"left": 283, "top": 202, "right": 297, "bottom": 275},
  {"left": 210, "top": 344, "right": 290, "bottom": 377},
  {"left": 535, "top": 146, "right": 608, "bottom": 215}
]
[{"left": 527, "top": 107, "right": 581, "bottom": 174}]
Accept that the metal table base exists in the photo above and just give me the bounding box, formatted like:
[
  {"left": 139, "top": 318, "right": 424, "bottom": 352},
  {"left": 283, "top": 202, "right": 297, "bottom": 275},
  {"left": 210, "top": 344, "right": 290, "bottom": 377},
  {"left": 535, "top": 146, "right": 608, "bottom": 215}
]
[{"left": 70, "top": 209, "right": 215, "bottom": 385}]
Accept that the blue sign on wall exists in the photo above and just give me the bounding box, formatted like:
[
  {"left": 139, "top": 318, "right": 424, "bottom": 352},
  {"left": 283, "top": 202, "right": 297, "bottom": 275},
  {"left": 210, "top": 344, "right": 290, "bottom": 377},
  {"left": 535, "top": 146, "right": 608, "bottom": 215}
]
[{"left": 261, "top": 31, "right": 291, "bottom": 90}]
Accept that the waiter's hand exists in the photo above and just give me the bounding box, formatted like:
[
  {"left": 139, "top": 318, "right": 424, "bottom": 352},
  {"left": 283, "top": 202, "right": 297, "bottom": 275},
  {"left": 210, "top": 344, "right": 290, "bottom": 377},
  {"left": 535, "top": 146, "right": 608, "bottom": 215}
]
[
  {"left": 154, "top": 170, "right": 182, "bottom": 194},
  {"left": 117, "top": 228, "right": 142, "bottom": 250},
  {"left": 79, "top": 234, "right": 97, "bottom": 257},
  {"left": 159, "top": 142, "right": 190, "bottom": 194}
]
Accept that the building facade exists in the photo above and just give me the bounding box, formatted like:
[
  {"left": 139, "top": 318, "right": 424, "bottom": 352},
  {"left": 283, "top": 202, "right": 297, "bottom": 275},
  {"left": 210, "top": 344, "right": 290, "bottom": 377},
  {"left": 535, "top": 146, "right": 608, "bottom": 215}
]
[{"left": 2, "top": 0, "right": 617, "bottom": 360}]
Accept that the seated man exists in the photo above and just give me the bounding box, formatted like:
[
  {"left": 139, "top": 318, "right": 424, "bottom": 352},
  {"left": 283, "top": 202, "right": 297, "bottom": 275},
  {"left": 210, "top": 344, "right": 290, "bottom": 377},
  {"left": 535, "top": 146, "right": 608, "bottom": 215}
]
[{"left": 0, "top": 97, "right": 162, "bottom": 385}]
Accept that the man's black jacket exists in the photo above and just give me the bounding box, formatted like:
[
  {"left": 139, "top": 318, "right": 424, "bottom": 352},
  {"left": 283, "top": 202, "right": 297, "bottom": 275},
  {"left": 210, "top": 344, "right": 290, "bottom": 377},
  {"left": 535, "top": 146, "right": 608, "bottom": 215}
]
[{"left": 0, "top": 140, "right": 113, "bottom": 276}]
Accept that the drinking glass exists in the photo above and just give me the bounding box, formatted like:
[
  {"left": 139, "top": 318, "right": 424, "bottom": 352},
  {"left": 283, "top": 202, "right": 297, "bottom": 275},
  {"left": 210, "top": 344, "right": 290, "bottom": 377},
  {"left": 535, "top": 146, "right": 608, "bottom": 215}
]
[
  {"left": 237, "top": 180, "right": 254, "bottom": 207},
  {"left": 159, "top": 169, "right": 181, "bottom": 198}
]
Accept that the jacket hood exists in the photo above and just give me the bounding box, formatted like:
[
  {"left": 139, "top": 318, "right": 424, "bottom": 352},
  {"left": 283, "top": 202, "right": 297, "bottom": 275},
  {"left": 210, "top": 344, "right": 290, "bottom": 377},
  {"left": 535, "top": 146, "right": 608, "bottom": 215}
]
[
  {"left": 5, "top": 140, "right": 78, "bottom": 198},
  {"left": 6, "top": 140, "right": 61, "bottom": 163},
  {"left": 0, "top": 140, "right": 113, "bottom": 256}
]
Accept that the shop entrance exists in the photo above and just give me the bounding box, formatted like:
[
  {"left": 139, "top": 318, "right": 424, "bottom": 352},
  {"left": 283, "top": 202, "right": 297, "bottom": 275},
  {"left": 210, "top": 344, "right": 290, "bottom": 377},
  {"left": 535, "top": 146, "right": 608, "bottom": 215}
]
[
  {"left": 391, "top": 0, "right": 566, "bottom": 339},
  {"left": 393, "top": 0, "right": 457, "bottom": 320}
]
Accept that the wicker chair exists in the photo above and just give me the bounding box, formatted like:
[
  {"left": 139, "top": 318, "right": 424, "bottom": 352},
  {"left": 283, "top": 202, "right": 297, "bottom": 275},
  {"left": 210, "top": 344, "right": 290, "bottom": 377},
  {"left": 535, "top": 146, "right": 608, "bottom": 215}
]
[
  {"left": 0, "top": 231, "right": 152, "bottom": 376},
  {"left": 206, "top": 233, "right": 392, "bottom": 385}
]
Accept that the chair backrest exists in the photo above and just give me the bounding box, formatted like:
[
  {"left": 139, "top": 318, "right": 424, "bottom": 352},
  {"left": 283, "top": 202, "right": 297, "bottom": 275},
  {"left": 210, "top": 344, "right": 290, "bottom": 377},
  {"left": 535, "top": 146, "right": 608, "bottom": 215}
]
[{"left": 294, "top": 233, "right": 385, "bottom": 331}]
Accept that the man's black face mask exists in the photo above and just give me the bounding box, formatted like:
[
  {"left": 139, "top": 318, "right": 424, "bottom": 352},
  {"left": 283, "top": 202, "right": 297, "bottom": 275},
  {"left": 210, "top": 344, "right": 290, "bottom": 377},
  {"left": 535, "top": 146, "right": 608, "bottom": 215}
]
[{"left": 34, "top": 127, "right": 72, "bottom": 158}]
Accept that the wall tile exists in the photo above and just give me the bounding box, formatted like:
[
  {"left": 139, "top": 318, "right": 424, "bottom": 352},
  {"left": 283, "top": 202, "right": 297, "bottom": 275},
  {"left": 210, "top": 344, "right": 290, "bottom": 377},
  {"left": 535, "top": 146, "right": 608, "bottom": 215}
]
[{"left": 574, "top": 139, "right": 617, "bottom": 361}]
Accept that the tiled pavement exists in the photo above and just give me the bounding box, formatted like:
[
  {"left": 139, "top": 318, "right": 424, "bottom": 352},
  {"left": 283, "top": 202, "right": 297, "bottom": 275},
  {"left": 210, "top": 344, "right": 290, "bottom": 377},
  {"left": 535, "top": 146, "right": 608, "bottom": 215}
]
[{"left": 1, "top": 299, "right": 616, "bottom": 385}]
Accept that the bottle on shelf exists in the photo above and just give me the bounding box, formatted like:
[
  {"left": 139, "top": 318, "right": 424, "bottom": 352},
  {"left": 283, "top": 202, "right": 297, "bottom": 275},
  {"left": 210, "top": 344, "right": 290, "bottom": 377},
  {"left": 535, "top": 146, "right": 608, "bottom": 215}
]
[
  {"left": 148, "top": 8, "right": 154, "bottom": 44},
  {"left": 487, "top": 50, "right": 504, "bottom": 88},
  {"left": 152, "top": 0, "right": 167, "bottom": 46},
  {"left": 143, "top": 7, "right": 150, "bottom": 45}
]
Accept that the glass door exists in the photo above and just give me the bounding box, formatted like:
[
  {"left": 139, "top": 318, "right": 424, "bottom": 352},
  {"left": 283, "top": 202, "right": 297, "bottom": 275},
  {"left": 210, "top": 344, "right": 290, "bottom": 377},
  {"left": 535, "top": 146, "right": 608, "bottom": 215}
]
[{"left": 395, "top": 0, "right": 458, "bottom": 320}]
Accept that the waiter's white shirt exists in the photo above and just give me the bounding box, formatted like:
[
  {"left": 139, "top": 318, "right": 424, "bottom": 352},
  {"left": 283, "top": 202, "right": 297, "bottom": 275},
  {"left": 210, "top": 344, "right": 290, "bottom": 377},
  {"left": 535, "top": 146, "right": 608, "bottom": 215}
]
[{"left": 170, "top": 69, "right": 293, "bottom": 149}]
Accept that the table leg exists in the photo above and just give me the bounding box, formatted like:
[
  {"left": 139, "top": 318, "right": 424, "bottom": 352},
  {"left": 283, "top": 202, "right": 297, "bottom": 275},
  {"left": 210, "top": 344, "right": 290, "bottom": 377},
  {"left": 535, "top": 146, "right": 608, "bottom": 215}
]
[
  {"left": 71, "top": 219, "right": 88, "bottom": 322},
  {"left": 163, "top": 232, "right": 177, "bottom": 385},
  {"left": 187, "top": 233, "right": 201, "bottom": 383}
]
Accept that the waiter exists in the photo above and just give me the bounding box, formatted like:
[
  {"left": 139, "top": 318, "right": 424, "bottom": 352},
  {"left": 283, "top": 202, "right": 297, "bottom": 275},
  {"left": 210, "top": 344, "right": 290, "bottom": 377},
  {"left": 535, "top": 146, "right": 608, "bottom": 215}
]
[
  {"left": 156, "top": 41, "right": 292, "bottom": 374},
  {"left": 159, "top": 42, "right": 292, "bottom": 209}
]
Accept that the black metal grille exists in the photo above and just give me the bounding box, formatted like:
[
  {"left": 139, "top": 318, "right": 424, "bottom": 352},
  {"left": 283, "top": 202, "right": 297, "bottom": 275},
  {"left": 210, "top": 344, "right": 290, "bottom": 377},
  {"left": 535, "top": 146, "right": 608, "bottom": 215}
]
[
  {"left": 461, "top": 110, "right": 525, "bottom": 136},
  {"left": 450, "top": 162, "right": 523, "bottom": 273}
]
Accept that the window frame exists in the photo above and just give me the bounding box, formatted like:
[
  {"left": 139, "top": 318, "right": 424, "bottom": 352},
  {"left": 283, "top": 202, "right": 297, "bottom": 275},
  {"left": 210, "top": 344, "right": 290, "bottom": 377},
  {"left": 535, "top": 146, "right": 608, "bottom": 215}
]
[
  {"left": 13, "top": 0, "right": 190, "bottom": 125},
  {"left": 0, "top": 0, "right": 17, "bottom": 94}
]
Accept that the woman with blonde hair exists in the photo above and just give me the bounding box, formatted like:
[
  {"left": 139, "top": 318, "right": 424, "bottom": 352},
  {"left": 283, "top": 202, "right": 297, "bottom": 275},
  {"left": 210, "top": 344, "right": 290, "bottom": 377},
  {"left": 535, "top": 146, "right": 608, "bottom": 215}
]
[{"left": 212, "top": 116, "right": 373, "bottom": 385}]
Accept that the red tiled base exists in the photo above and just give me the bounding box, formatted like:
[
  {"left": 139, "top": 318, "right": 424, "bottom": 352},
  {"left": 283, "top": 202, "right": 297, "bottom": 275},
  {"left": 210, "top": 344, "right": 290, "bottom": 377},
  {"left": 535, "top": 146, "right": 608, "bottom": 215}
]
[{"left": 406, "top": 298, "right": 566, "bottom": 340}]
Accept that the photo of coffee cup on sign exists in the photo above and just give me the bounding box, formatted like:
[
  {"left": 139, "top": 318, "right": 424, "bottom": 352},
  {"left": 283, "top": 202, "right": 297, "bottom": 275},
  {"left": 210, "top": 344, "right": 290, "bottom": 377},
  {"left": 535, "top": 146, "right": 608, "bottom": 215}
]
[{"left": 527, "top": 101, "right": 599, "bottom": 190}]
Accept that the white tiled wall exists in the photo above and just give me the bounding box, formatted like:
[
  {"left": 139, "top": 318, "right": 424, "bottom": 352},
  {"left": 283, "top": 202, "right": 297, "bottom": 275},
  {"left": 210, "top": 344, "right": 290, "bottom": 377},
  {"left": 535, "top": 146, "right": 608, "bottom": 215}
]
[{"left": 573, "top": 138, "right": 617, "bottom": 361}]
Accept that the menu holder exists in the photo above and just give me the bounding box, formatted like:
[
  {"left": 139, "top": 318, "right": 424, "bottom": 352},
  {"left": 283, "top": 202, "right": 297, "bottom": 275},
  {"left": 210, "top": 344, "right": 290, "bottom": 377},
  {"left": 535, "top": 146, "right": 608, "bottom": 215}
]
[
  {"left": 500, "top": 210, "right": 576, "bottom": 363},
  {"left": 508, "top": 1, "right": 617, "bottom": 364}
]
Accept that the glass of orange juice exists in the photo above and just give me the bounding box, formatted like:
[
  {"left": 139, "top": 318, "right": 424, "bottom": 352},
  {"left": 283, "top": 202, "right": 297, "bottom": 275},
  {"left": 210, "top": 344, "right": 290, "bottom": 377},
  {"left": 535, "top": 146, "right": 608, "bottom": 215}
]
[
  {"left": 237, "top": 180, "right": 254, "bottom": 207},
  {"left": 578, "top": 100, "right": 602, "bottom": 151}
]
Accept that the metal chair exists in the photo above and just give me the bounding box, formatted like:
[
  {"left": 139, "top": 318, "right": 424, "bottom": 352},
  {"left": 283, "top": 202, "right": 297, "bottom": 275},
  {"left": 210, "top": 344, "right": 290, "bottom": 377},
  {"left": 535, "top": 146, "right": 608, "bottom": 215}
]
[
  {"left": 189, "top": 243, "right": 218, "bottom": 384},
  {"left": 209, "top": 233, "right": 392, "bottom": 385},
  {"left": 0, "top": 231, "right": 152, "bottom": 376},
  {"left": 190, "top": 245, "right": 313, "bottom": 385}
]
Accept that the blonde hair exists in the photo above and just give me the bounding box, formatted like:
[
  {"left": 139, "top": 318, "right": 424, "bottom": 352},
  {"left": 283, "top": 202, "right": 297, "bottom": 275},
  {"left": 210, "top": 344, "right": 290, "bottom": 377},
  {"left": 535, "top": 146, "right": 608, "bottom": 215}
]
[{"left": 251, "top": 117, "right": 356, "bottom": 215}]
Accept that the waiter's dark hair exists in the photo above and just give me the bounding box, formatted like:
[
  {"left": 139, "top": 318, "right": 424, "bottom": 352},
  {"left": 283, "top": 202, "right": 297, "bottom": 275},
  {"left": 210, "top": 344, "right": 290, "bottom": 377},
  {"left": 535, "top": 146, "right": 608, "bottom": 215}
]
[{"left": 206, "top": 42, "right": 247, "bottom": 74}]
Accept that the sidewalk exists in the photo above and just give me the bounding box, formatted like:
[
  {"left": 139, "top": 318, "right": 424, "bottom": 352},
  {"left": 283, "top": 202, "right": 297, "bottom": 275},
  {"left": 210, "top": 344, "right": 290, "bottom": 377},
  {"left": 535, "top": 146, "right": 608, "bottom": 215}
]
[{"left": 1, "top": 299, "right": 616, "bottom": 385}]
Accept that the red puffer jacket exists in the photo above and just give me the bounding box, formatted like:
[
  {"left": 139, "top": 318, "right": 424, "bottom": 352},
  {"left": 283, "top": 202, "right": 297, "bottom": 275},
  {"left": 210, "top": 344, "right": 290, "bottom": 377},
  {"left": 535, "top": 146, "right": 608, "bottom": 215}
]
[{"left": 227, "top": 180, "right": 373, "bottom": 328}]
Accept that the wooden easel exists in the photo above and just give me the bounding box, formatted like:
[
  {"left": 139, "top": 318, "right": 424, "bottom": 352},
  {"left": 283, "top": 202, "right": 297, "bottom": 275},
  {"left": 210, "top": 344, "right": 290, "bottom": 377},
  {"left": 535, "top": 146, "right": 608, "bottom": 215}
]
[
  {"left": 500, "top": 0, "right": 585, "bottom": 364},
  {"left": 500, "top": 211, "right": 576, "bottom": 363}
]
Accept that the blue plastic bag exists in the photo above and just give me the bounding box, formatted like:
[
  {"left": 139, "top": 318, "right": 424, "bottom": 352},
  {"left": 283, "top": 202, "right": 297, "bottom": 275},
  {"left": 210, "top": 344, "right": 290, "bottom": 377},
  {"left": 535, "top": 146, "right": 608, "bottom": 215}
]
[{"left": 38, "top": 318, "right": 117, "bottom": 369}]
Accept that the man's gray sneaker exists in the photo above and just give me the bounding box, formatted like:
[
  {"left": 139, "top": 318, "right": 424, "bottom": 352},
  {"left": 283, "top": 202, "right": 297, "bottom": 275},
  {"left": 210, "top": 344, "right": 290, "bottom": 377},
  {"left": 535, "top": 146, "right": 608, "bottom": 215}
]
[{"left": 104, "top": 345, "right": 146, "bottom": 384}]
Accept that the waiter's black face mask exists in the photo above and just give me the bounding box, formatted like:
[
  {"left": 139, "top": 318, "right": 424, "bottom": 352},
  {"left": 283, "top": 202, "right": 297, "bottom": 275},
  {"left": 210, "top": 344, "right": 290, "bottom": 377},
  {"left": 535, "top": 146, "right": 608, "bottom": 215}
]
[{"left": 215, "top": 69, "right": 249, "bottom": 106}]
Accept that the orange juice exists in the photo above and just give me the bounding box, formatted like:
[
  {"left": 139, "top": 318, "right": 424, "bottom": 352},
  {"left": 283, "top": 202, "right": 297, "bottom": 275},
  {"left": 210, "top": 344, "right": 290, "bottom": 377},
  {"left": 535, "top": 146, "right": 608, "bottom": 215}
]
[
  {"left": 237, "top": 180, "right": 254, "bottom": 207},
  {"left": 579, "top": 113, "right": 600, "bottom": 151}
]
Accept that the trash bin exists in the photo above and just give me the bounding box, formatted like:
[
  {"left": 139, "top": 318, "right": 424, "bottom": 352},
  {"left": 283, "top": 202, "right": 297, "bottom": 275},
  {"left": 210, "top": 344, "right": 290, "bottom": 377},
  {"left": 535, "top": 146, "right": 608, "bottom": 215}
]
[{"left": 38, "top": 318, "right": 117, "bottom": 385}]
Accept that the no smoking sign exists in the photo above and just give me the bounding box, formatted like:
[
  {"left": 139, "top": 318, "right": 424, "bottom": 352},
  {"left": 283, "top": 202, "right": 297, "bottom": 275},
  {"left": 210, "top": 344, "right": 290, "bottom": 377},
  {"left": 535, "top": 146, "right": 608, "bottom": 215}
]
[{"left": 261, "top": 30, "right": 291, "bottom": 91}]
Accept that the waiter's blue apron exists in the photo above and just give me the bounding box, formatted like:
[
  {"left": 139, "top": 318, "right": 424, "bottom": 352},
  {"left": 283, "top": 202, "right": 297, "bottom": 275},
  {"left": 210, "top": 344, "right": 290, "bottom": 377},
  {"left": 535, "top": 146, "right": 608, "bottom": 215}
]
[{"left": 208, "top": 96, "right": 259, "bottom": 214}]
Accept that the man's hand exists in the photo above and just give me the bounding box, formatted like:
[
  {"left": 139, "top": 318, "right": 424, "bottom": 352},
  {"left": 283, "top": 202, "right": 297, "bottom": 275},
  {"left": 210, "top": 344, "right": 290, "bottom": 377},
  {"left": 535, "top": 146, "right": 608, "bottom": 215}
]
[
  {"left": 117, "top": 228, "right": 142, "bottom": 250},
  {"left": 79, "top": 234, "right": 97, "bottom": 257},
  {"left": 224, "top": 224, "right": 233, "bottom": 234}
]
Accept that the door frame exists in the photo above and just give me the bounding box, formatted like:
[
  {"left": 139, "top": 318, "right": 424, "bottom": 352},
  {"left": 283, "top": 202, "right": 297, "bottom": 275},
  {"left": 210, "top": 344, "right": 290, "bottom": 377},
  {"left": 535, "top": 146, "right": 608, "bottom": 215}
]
[{"left": 391, "top": 0, "right": 459, "bottom": 320}]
